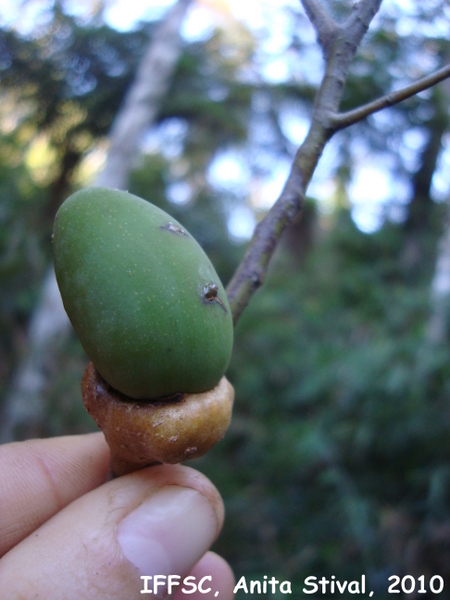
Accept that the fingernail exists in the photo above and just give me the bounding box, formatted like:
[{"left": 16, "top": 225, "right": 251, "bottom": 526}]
[{"left": 117, "top": 485, "right": 219, "bottom": 577}]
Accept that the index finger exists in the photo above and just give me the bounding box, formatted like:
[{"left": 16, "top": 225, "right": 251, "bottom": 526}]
[{"left": 0, "top": 432, "right": 110, "bottom": 557}]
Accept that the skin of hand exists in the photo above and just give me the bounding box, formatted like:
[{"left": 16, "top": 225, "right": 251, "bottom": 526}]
[{"left": 0, "top": 433, "right": 235, "bottom": 599}]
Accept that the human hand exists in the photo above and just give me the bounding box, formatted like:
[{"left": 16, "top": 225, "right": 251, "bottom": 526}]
[{"left": 0, "top": 432, "right": 235, "bottom": 599}]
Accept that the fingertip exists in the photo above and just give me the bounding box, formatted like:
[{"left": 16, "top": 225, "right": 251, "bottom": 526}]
[
  {"left": 172, "top": 552, "right": 235, "bottom": 600},
  {"left": 116, "top": 463, "right": 225, "bottom": 531}
]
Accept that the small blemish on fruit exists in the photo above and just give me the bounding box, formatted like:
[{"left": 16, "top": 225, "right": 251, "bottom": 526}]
[
  {"left": 202, "top": 282, "right": 227, "bottom": 312},
  {"left": 160, "top": 222, "right": 189, "bottom": 236},
  {"left": 184, "top": 447, "right": 198, "bottom": 457},
  {"left": 203, "top": 282, "right": 218, "bottom": 301}
]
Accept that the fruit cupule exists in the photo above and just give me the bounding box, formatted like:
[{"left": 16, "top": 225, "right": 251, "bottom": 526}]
[{"left": 82, "top": 362, "right": 234, "bottom": 476}]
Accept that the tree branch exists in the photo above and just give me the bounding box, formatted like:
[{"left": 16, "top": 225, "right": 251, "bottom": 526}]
[
  {"left": 227, "top": 0, "right": 384, "bottom": 325},
  {"left": 344, "top": 0, "right": 384, "bottom": 43},
  {"left": 330, "top": 64, "right": 450, "bottom": 131},
  {"left": 300, "top": 0, "right": 337, "bottom": 57},
  {"left": 226, "top": 164, "right": 306, "bottom": 323}
]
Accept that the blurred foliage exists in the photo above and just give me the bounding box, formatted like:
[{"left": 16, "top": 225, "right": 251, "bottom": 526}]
[
  {"left": 1, "top": 1, "right": 450, "bottom": 597},
  {"left": 195, "top": 210, "right": 450, "bottom": 598}
]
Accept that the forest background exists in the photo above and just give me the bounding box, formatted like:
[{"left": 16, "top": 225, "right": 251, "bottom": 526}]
[{"left": 1, "top": 0, "right": 450, "bottom": 597}]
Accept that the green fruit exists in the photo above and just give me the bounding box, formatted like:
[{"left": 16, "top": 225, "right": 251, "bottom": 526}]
[{"left": 53, "top": 187, "right": 233, "bottom": 400}]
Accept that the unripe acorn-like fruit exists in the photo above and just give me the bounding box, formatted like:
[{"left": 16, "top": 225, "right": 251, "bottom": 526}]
[{"left": 53, "top": 187, "right": 234, "bottom": 401}]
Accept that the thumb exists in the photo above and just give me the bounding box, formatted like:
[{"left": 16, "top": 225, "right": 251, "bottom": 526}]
[{"left": 0, "top": 464, "right": 227, "bottom": 599}]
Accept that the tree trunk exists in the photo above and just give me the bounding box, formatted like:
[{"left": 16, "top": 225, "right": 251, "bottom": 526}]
[
  {"left": 95, "top": 0, "right": 192, "bottom": 190},
  {"left": 0, "top": 0, "right": 192, "bottom": 443},
  {"left": 401, "top": 70, "right": 450, "bottom": 275},
  {"left": 404, "top": 124, "right": 443, "bottom": 235},
  {"left": 426, "top": 198, "right": 450, "bottom": 345}
]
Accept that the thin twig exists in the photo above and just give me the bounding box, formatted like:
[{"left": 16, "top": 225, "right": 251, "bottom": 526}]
[
  {"left": 300, "top": 0, "right": 337, "bottom": 58},
  {"left": 344, "top": 0, "right": 383, "bottom": 40},
  {"left": 330, "top": 64, "right": 450, "bottom": 131}
]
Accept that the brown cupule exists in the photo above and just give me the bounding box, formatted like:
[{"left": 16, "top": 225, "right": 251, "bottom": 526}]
[{"left": 82, "top": 362, "right": 234, "bottom": 477}]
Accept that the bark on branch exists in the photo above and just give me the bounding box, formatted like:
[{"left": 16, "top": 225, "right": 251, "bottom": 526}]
[
  {"left": 300, "top": 0, "right": 337, "bottom": 58},
  {"left": 330, "top": 64, "right": 450, "bottom": 131}
]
